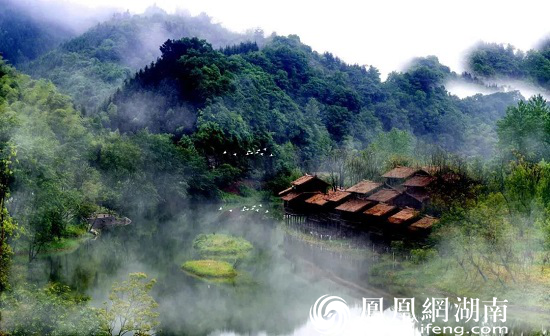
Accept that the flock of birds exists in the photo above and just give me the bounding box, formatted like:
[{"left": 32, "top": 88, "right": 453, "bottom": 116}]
[
  {"left": 222, "top": 147, "right": 274, "bottom": 157},
  {"left": 216, "top": 148, "right": 273, "bottom": 213},
  {"left": 219, "top": 204, "right": 269, "bottom": 214}
]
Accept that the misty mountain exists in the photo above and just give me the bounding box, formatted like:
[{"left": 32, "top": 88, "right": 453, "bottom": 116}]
[
  {"left": 0, "top": 0, "right": 75, "bottom": 64},
  {"left": 466, "top": 40, "right": 550, "bottom": 91},
  {"left": 20, "top": 6, "right": 264, "bottom": 112},
  {"left": 0, "top": 0, "right": 119, "bottom": 65},
  {"left": 1, "top": 4, "right": 525, "bottom": 180},
  {"left": 100, "top": 35, "right": 520, "bottom": 172}
]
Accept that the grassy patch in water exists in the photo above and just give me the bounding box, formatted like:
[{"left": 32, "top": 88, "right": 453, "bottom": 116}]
[
  {"left": 182, "top": 260, "right": 238, "bottom": 279},
  {"left": 193, "top": 234, "right": 253, "bottom": 259}
]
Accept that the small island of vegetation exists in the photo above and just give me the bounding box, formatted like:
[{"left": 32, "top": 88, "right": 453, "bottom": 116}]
[
  {"left": 182, "top": 259, "right": 238, "bottom": 280},
  {"left": 181, "top": 234, "right": 254, "bottom": 283},
  {"left": 0, "top": 1, "right": 549, "bottom": 334},
  {"left": 193, "top": 233, "right": 253, "bottom": 259},
  {"left": 181, "top": 259, "right": 239, "bottom": 283}
]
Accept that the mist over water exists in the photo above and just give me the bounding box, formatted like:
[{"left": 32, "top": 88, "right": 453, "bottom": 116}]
[
  {"left": 1, "top": 1, "right": 549, "bottom": 335},
  {"left": 212, "top": 307, "right": 421, "bottom": 336},
  {"left": 24, "top": 203, "right": 416, "bottom": 335},
  {"left": 21, "top": 203, "right": 545, "bottom": 335}
]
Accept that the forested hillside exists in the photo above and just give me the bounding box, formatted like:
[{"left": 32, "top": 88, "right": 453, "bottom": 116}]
[
  {"left": 0, "top": 0, "right": 74, "bottom": 65},
  {"left": 22, "top": 7, "right": 264, "bottom": 112},
  {"left": 0, "top": 59, "right": 221, "bottom": 288},
  {"left": 102, "top": 36, "right": 520, "bottom": 186},
  {"left": 467, "top": 41, "right": 550, "bottom": 90},
  {"left": 1, "top": 4, "right": 550, "bottom": 335}
]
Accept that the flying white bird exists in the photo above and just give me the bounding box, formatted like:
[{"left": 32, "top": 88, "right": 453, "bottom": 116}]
[
  {"left": 265, "top": 210, "right": 269, "bottom": 213},
  {"left": 260, "top": 153, "right": 264, "bottom": 156},
  {"left": 233, "top": 153, "right": 237, "bottom": 156},
  {"left": 263, "top": 148, "right": 267, "bottom": 151},
  {"left": 218, "top": 207, "right": 223, "bottom": 211},
  {"left": 269, "top": 154, "right": 274, "bottom": 157},
  {"left": 223, "top": 151, "right": 227, "bottom": 154},
  {"left": 229, "top": 209, "right": 233, "bottom": 212}
]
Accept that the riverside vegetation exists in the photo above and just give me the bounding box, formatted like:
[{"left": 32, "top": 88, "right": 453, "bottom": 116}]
[{"left": 0, "top": 3, "right": 549, "bottom": 335}]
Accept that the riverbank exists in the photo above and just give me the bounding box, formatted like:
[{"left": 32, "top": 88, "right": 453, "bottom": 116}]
[
  {"left": 13, "top": 227, "right": 92, "bottom": 258},
  {"left": 283, "top": 219, "right": 550, "bottom": 331}
]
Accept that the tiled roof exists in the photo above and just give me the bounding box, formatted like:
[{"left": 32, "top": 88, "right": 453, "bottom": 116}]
[
  {"left": 326, "top": 190, "right": 351, "bottom": 202},
  {"left": 388, "top": 208, "right": 419, "bottom": 225},
  {"left": 367, "top": 189, "right": 400, "bottom": 203},
  {"left": 291, "top": 174, "right": 328, "bottom": 186},
  {"left": 346, "top": 180, "right": 382, "bottom": 194},
  {"left": 403, "top": 176, "right": 435, "bottom": 188},
  {"left": 305, "top": 193, "right": 329, "bottom": 206},
  {"left": 278, "top": 187, "right": 293, "bottom": 196},
  {"left": 335, "top": 199, "right": 373, "bottom": 213},
  {"left": 281, "top": 191, "right": 303, "bottom": 201},
  {"left": 291, "top": 175, "right": 316, "bottom": 186},
  {"left": 410, "top": 216, "right": 439, "bottom": 230},
  {"left": 364, "top": 203, "right": 396, "bottom": 216},
  {"left": 382, "top": 166, "right": 418, "bottom": 179}
]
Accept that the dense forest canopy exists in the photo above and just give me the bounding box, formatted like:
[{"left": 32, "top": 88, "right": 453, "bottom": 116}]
[
  {"left": 103, "top": 35, "right": 521, "bottom": 176},
  {"left": 0, "top": 0, "right": 75, "bottom": 65},
  {"left": 21, "top": 6, "right": 265, "bottom": 112},
  {"left": 467, "top": 41, "right": 550, "bottom": 91},
  {"left": 1, "top": 4, "right": 550, "bottom": 334},
  {"left": 0, "top": 58, "right": 221, "bottom": 278}
]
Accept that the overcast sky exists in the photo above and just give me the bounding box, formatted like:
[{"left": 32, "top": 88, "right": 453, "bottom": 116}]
[{"left": 44, "top": 0, "right": 549, "bottom": 78}]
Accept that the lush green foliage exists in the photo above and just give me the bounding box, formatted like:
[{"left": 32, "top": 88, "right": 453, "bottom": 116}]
[
  {"left": 1, "top": 273, "right": 158, "bottom": 336},
  {"left": 467, "top": 41, "right": 550, "bottom": 90},
  {"left": 193, "top": 233, "right": 253, "bottom": 260},
  {"left": 0, "top": 59, "right": 220, "bottom": 267},
  {"left": 0, "top": 283, "right": 103, "bottom": 336},
  {"left": 497, "top": 95, "right": 550, "bottom": 160},
  {"left": 182, "top": 259, "right": 238, "bottom": 279},
  {"left": 22, "top": 8, "right": 262, "bottom": 112},
  {"left": 0, "top": 60, "right": 18, "bottom": 290},
  {"left": 0, "top": 0, "right": 74, "bottom": 65},
  {"left": 100, "top": 272, "right": 159, "bottom": 336},
  {"left": 101, "top": 37, "right": 520, "bottom": 195},
  {"left": 0, "top": 9, "right": 549, "bottom": 333},
  {"left": 378, "top": 97, "right": 550, "bottom": 308}
]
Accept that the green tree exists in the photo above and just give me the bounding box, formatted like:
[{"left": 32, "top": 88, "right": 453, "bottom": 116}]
[
  {"left": 0, "top": 143, "right": 16, "bottom": 290},
  {"left": 0, "top": 60, "right": 18, "bottom": 290},
  {"left": 99, "top": 272, "right": 160, "bottom": 336},
  {"left": 497, "top": 95, "right": 550, "bottom": 160},
  {"left": 0, "top": 283, "right": 103, "bottom": 335}
]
